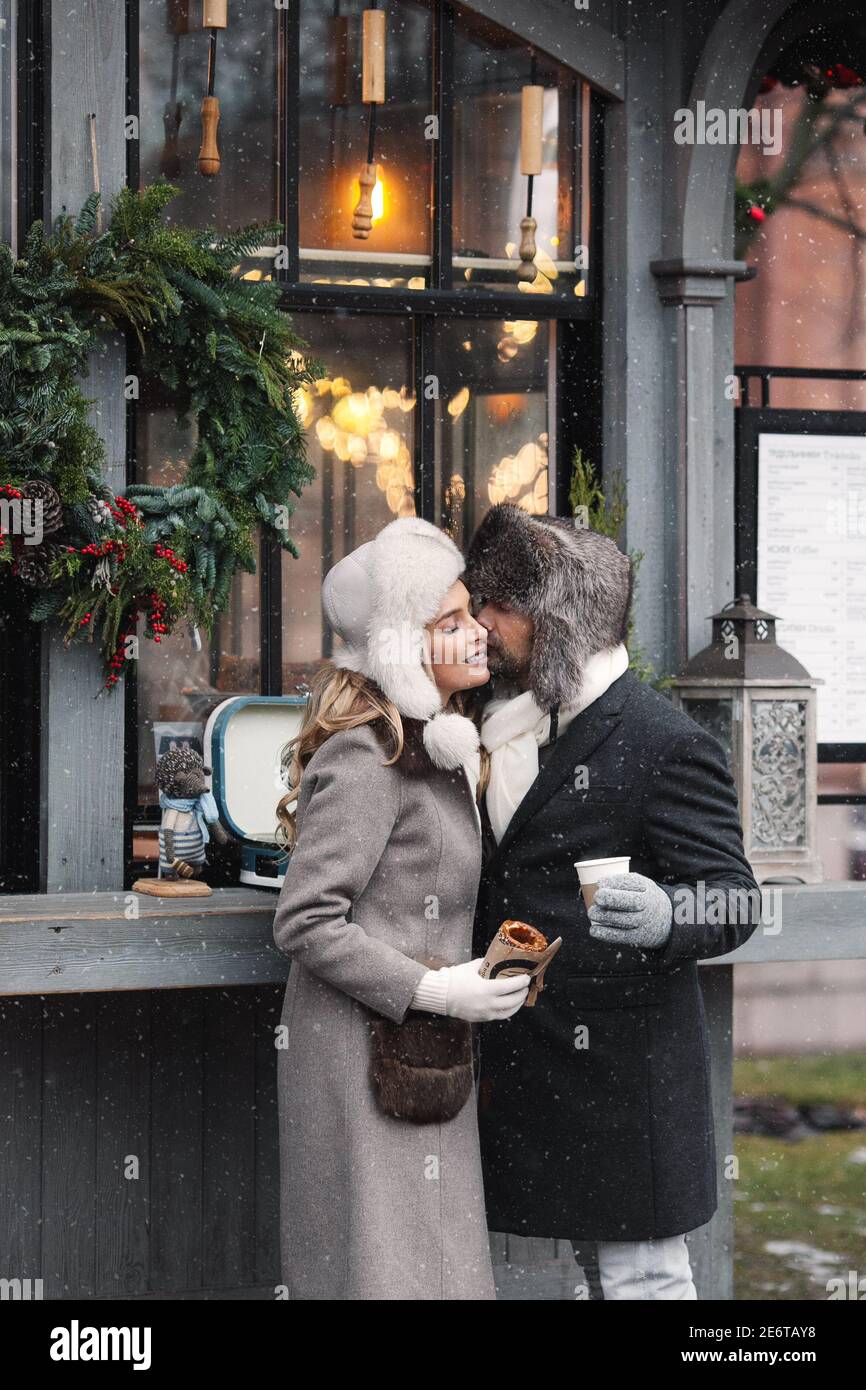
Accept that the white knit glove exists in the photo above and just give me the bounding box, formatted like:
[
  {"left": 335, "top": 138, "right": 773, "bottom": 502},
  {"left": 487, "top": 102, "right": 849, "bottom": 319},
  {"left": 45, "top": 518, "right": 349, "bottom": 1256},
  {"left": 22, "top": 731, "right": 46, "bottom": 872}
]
[{"left": 412, "top": 959, "right": 530, "bottom": 1022}]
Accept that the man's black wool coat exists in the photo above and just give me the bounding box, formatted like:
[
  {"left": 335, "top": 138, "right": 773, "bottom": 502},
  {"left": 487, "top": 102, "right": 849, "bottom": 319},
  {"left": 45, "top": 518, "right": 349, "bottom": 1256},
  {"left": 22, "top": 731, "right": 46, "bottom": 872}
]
[{"left": 472, "top": 667, "right": 761, "bottom": 1242}]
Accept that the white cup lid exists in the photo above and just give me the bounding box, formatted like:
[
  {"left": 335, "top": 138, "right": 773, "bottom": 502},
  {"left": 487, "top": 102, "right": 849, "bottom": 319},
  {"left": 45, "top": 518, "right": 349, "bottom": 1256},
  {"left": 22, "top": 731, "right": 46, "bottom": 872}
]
[{"left": 574, "top": 856, "right": 630, "bottom": 870}]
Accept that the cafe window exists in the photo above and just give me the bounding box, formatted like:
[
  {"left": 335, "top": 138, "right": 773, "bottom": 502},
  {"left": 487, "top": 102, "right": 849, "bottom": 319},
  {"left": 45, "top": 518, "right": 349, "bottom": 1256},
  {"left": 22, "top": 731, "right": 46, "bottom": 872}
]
[{"left": 130, "top": 0, "right": 603, "bottom": 843}]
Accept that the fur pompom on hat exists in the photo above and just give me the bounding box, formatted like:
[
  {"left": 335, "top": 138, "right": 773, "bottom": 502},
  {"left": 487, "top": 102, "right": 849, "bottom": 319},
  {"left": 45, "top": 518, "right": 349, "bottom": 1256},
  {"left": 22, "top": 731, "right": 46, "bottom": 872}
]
[
  {"left": 464, "top": 504, "right": 634, "bottom": 710},
  {"left": 321, "top": 518, "right": 480, "bottom": 773}
]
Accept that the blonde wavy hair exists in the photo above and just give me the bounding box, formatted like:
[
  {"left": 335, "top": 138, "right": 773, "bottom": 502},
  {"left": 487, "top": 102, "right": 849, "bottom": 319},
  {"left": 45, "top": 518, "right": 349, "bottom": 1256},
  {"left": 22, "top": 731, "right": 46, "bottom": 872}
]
[{"left": 274, "top": 662, "right": 488, "bottom": 849}]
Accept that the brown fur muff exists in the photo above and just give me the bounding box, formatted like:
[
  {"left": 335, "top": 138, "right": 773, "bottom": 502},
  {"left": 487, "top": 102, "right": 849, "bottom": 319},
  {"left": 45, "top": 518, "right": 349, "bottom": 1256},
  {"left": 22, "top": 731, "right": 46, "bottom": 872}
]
[{"left": 366, "top": 956, "right": 474, "bottom": 1124}]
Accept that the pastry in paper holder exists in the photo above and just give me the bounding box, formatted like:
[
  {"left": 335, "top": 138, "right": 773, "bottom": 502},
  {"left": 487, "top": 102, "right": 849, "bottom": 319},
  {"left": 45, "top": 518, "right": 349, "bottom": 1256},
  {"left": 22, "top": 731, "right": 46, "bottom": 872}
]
[{"left": 479, "top": 920, "right": 562, "bottom": 1007}]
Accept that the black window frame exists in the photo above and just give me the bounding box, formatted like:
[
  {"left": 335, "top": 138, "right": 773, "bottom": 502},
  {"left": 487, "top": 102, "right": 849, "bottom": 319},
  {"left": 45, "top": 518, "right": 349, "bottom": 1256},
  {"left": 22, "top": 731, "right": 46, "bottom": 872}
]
[{"left": 0, "top": 0, "right": 46, "bottom": 893}]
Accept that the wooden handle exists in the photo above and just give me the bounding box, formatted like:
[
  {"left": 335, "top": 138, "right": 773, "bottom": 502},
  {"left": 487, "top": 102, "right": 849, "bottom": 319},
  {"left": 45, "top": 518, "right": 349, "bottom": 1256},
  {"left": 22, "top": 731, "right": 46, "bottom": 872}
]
[
  {"left": 517, "top": 214, "right": 537, "bottom": 282},
  {"left": 521, "top": 85, "right": 544, "bottom": 175},
  {"left": 202, "top": 0, "right": 227, "bottom": 27},
  {"left": 352, "top": 161, "right": 377, "bottom": 238},
  {"left": 362, "top": 9, "right": 386, "bottom": 104},
  {"left": 198, "top": 94, "right": 220, "bottom": 175}
]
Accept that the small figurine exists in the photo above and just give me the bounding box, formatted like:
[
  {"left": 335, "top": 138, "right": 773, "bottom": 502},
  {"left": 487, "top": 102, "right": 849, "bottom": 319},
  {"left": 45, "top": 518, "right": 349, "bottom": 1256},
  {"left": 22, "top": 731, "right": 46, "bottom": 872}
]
[{"left": 157, "top": 745, "right": 228, "bottom": 880}]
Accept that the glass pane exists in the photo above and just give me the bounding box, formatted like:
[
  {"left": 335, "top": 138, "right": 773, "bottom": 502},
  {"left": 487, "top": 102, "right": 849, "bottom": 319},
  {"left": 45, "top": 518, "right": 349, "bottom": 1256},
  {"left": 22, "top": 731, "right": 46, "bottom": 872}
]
[
  {"left": 281, "top": 312, "right": 416, "bottom": 689},
  {"left": 0, "top": 0, "right": 14, "bottom": 248},
  {"left": 452, "top": 9, "right": 586, "bottom": 298},
  {"left": 134, "top": 376, "right": 261, "bottom": 812},
  {"left": 138, "top": 0, "right": 278, "bottom": 270},
  {"left": 817, "top": 764, "right": 866, "bottom": 880},
  {"left": 735, "top": 72, "right": 866, "bottom": 410},
  {"left": 298, "top": 0, "right": 433, "bottom": 288},
  {"left": 432, "top": 316, "right": 551, "bottom": 550},
  {"left": 682, "top": 697, "right": 735, "bottom": 774}
]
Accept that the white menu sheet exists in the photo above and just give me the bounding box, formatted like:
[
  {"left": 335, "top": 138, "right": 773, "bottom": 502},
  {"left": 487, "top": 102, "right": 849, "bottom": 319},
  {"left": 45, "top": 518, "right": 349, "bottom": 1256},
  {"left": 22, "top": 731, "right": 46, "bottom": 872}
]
[{"left": 757, "top": 432, "right": 866, "bottom": 745}]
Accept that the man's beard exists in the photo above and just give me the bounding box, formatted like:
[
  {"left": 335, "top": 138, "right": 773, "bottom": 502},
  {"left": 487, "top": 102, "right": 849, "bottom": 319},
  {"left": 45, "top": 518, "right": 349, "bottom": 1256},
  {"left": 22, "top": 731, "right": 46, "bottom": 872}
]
[{"left": 486, "top": 640, "right": 526, "bottom": 684}]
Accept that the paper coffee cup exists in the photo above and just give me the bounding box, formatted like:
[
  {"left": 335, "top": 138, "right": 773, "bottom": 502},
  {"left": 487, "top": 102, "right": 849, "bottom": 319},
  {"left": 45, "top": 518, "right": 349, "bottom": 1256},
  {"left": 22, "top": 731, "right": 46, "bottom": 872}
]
[{"left": 574, "top": 855, "right": 630, "bottom": 910}]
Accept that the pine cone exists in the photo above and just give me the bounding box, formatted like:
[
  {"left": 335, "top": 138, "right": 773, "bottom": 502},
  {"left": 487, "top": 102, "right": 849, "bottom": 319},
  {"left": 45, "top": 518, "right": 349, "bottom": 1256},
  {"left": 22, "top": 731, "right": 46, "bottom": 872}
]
[
  {"left": 20, "top": 480, "right": 63, "bottom": 536},
  {"left": 15, "top": 540, "right": 63, "bottom": 587},
  {"left": 86, "top": 494, "right": 113, "bottom": 527}
]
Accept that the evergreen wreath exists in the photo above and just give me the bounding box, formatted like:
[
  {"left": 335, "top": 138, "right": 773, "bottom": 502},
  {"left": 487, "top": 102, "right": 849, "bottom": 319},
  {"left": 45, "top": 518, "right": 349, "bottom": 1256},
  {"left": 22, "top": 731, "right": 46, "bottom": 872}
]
[{"left": 0, "top": 181, "right": 323, "bottom": 690}]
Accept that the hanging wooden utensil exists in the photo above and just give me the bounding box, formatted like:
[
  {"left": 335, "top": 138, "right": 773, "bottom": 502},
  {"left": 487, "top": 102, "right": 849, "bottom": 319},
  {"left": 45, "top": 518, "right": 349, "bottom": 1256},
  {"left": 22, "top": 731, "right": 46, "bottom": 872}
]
[
  {"left": 198, "top": 0, "right": 227, "bottom": 176},
  {"left": 518, "top": 80, "right": 543, "bottom": 282},
  {"left": 352, "top": 7, "right": 386, "bottom": 239},
  {"left": 88, "top": 112, "right": 103, "bottom": 232}
]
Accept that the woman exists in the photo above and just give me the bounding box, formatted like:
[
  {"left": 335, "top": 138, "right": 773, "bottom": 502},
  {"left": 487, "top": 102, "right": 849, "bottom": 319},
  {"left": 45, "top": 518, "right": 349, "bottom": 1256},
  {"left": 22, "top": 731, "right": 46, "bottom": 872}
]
[{"left": 272, "top": 517, "right": 529, "bottom": 1301}]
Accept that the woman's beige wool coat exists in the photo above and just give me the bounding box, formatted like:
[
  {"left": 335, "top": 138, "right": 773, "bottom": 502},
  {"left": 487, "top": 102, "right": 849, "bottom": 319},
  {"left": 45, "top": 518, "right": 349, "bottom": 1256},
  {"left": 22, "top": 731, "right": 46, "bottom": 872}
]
[{"left": 272, "top": 721, "right": 496, "bottom": 1301}]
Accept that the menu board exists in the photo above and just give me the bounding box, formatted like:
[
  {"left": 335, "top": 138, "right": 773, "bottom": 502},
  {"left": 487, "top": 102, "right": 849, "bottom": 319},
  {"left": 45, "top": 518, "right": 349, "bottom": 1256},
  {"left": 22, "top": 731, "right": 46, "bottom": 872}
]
[{"left": 757, "top": 432, "right": 866, "bottom": 745}]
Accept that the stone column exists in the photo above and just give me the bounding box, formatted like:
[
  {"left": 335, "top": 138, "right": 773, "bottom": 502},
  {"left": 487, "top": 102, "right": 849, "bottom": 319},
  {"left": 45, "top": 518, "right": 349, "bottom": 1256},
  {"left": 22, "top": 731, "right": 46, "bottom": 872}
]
[{"left": 650, "top": 258, "right": 746, "bottom": 671}]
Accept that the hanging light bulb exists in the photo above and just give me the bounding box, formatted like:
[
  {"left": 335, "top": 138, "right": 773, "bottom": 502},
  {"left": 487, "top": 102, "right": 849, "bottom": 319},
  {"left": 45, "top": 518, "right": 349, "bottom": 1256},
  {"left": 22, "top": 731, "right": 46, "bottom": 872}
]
[
  {"left": 379, "top": 430, "right": 401, "bottom": 460},
  {"left": 315, "top": 416, "right": 337, "bottom": 450},
  {"left": 503, "top": 321, "right": 538, "bottom": 345},
  {"left": 333, "top": 392, "right": 373, "bottom": 435},
  {"left": 347, "top": 435, "right": 368, "bottom": 466},
  {"left": 293, "top": 386, "right": 313, "bottom": 427},
  {"left": 516, "top": 441, "right": 542, "bottom": 485}
]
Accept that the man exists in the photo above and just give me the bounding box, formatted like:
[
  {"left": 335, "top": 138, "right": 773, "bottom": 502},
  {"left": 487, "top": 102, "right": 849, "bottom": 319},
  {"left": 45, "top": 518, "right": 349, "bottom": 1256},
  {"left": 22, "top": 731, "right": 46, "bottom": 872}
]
[{"left": 464, "top": 504, "right": 761, "bottom": 1301}]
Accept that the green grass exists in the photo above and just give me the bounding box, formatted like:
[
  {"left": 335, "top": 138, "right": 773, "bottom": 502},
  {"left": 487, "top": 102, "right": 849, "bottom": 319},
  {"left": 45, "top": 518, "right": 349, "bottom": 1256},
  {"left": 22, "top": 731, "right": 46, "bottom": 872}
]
[
  {"left": 735, "top": 1053, "right": 866, "bottom": 1108},
  {"left": 733, "top": 1053, "right": 866, "bottom": 1300}
]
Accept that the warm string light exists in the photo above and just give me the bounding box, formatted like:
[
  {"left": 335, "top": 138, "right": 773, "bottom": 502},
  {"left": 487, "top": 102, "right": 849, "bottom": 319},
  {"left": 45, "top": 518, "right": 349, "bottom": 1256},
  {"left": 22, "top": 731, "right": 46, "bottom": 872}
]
[
  {"left": 488, "top": 437, "right": 549, "bottom": 512},
  {"left": 294, "top": 376, "right": 417, "bottom": 516},
  {"left": 287, "top": 318, "right": 547, "bottom": 517}
]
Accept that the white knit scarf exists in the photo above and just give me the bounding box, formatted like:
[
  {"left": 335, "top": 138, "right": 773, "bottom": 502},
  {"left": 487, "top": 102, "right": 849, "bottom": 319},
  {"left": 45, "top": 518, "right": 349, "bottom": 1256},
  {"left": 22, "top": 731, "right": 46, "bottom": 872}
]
[{"left": 480, "top": 643, "right": 630, "bottom": 843}]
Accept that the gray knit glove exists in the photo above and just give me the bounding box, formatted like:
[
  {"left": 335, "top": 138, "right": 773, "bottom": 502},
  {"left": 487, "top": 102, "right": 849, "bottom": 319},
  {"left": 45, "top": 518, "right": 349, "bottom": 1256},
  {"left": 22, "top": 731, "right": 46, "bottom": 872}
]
[{"left": 587, "top": 872, "right": 673, "bottom": 950}]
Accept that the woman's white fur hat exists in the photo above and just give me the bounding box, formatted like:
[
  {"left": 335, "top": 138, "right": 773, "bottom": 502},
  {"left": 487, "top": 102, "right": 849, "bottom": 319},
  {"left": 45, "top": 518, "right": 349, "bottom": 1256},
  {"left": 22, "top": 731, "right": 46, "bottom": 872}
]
[{"left": 321, "top": 518, "right": 480, "bottom": 772}]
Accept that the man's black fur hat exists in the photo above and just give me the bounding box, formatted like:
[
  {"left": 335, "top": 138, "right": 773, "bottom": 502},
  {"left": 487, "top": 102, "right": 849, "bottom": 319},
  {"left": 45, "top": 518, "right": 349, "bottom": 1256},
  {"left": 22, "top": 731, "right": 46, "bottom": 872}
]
[{"left": 465, "top": 504, "right": 634, "bottom": 710}]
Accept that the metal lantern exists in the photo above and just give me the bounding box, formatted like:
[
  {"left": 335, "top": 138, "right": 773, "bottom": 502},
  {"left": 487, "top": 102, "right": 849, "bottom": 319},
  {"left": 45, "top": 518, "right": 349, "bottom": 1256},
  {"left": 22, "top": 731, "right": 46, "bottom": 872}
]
[{"left": 671, "top": 594, "right": 823, "bottom": 884}]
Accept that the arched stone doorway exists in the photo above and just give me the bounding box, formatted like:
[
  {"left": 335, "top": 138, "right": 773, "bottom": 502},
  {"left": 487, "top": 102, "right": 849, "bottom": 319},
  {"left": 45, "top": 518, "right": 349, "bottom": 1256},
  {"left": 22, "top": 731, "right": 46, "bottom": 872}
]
[{"left": 650, "top": 0, "right": 807, "bottom": 668}]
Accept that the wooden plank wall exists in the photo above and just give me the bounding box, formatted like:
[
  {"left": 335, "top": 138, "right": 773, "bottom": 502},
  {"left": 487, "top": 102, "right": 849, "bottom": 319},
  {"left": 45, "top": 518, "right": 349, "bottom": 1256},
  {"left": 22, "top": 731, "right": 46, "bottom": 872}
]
[
  {"left": 0, "top": 975, "right": 731, "bottom": 1300},
  {"left": 0, "top": 985, "right": 283, "bottom": 1300},
  {"left": 40, "top": 0, "right": 128, "bottom": 892}
]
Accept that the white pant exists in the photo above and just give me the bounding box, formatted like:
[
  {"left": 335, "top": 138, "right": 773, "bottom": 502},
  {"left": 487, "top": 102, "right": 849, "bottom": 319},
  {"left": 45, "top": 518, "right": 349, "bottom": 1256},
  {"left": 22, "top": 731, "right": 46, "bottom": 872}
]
[{"left": 574, "top": 1234, "right": 697, "bottom": 1300}]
